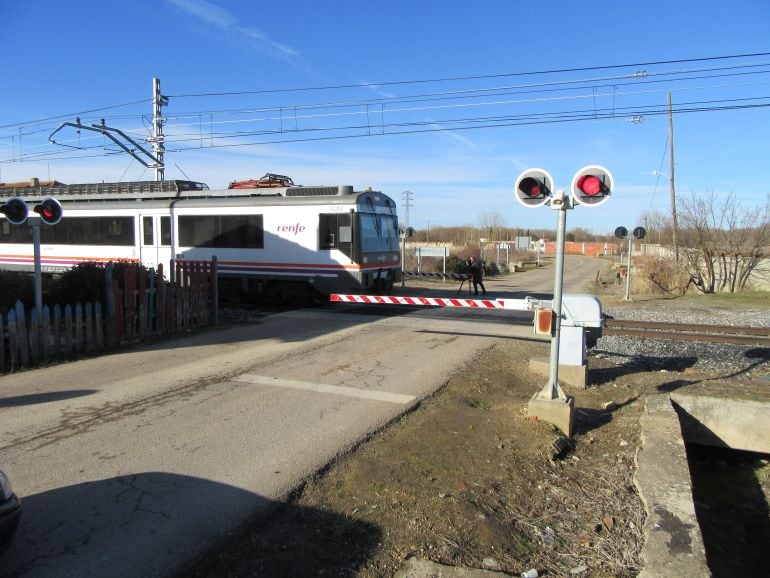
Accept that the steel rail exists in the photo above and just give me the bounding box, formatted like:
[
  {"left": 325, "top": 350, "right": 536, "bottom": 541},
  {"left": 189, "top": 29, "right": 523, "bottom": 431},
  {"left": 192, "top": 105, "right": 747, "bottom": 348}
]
[{"left": 603, "top": 319, "right": 770, "bottom": 346}]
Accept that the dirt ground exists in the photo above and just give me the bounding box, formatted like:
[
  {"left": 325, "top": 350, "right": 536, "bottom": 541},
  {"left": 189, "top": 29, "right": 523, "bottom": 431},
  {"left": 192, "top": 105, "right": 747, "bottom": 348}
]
[
  {"left": 191, "top": 340, "right": 650, "bottom": 577},
  {"left": 191, "top": 291, "right": 769, "bottom": 578}
]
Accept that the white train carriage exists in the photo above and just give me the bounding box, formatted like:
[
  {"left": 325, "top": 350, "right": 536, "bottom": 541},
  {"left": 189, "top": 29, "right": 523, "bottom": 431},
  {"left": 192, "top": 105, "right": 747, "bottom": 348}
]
[{"left": 0, "top": 178, "right": 402, "bottom": 302}]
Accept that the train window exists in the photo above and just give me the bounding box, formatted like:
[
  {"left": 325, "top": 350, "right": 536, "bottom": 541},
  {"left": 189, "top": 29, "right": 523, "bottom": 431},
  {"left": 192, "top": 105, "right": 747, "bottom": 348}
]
[
  {"left": 178, "top": 215, "right": 263, "bottom": 248},
  {"left": 36, "top": 216, "right": 135, "bottom": 245},
  {"left": 318, "top": 213, "right": 353, "bottom": 258},
  {"left": 319, "top": 214, "right": 337, "bottom": 249},
  {"left": 142, "top": 217, "right": 154, "bottom": 245},
  {"left": 0, "top": 220, "right": 24, "bottom": 243},
  {"left": 160, "top": 216, "right": 171, "bottom": 246},
  {"left": 0, "top": 216, "right": 135, "bottom": 245},
  {"left": 359, "top": 213, "right": 382, "bottom": 253},
  {"left": 380, "top": 215, "right": 399, "bottom": 251}
]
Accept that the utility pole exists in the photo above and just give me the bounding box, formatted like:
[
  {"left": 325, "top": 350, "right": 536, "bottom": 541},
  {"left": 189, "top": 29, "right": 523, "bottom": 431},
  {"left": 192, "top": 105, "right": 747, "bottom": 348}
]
[
  {"left": 401, "top": 190, "right": 413, "bottom": 229},
  {"left": 400, "top": 190, "right": 414, "bottom": 289},
  {"left": 150, "top": 77, "right": 168, "bottom": 181},
  {"left": 668, "top": 93, "right": 679, "bottom": 263}
]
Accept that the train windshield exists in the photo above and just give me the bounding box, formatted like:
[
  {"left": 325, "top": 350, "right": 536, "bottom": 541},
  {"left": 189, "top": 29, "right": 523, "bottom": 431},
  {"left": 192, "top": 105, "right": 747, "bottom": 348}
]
[{"left": 359, "top": 213, "right": 398, "bottom": 253}]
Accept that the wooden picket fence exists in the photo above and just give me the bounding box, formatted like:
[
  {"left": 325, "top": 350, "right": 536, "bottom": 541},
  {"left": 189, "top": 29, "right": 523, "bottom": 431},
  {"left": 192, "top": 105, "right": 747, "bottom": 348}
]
[{"left": 0, "top": 259, "right": 218, "bottom": 373}]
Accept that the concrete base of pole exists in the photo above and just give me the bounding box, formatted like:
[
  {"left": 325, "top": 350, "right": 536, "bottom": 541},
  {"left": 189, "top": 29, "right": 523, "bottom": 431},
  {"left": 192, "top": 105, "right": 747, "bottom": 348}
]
[
  {"left": 529, "top": 356, "right": 587, "bottom": 389},
  {"left": 527, "top": 394, "right": 574, "bottom": 437}
]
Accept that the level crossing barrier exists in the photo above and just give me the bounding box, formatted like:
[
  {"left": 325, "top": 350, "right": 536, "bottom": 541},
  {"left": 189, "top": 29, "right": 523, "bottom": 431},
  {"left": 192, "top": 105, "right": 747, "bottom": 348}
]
[
  {"left": 402, "top": 271, "right": 471, "bottom": 280},
  {"left": 330, "top": 293, "right": 538, "bottom": 310}
]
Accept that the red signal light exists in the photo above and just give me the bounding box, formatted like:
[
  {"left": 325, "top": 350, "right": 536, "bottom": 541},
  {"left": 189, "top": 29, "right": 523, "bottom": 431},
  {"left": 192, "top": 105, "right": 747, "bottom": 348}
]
[
  {"left": 33, "top": 197, "right": 63, "bottom": 225},
  {"left": 519, "top": 177, "right": 542, "bottom": 197},
  {"left": 571, "top": 166, "right": 613, "bottom": 207},
  {"left": 514, "top": 169, "right": 554, "bottom": 208},
  {"left": 576, "top": 175, "right": 602, "bottom": 196}
]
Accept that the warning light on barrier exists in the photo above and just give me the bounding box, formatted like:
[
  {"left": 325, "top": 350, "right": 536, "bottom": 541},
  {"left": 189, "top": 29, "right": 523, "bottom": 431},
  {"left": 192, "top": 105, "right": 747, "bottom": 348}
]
[
  {"left": 33, "top": 197, "right": 63, "bottom": 225},
  {"left": 0, "top": 197, "right": 29, "bottom": 225},
  {"left": 571, "top": 165, "right": 614, "bottom": 207},
  {"left": 514, "top": 168, "right": 554, "bottom": 208},
  {"left": 534, "top": 308, "right": 554, "bottom": 336}
]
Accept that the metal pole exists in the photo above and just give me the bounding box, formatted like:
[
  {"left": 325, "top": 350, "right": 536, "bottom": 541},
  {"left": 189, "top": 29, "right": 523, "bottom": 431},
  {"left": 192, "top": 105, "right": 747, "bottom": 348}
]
[
  {"left": 400, "top": 235, "right": 406, "bottom": 288},
  {"left": 540, "top": 195, "right": 569, "bottom": 401},
  {"left": 152, "top": 77, "right": 166, "bottom": 182},
  {"left": 668, "top": 93, "right": 679, "bottom": 263},
  {"left": 624, "top": 236, "right": 633, "bottom": 300},
  {"left": 32, "top": 219, "right": 43, "bottom": 339},
  {"left": 442, "top": 251, "right": 447, "bottom": 283}
]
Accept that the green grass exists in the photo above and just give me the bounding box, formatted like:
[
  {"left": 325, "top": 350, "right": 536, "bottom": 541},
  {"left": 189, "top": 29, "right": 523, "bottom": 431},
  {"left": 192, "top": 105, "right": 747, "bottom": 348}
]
[
  {"left": 466, "top": 397, "right": 490, "bottom": 410},
  {"left": 682, "top": 291, "right": 769, "bottom": 307}
]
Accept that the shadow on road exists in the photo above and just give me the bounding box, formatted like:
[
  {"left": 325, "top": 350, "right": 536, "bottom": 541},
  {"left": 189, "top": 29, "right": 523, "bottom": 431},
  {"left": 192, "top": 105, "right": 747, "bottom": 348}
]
[
  {"left": 0, "top": 389, "right": 98, "bottom": 408},
  {"left": 0, "top": 472, "right": 381, "bottom": 578}
]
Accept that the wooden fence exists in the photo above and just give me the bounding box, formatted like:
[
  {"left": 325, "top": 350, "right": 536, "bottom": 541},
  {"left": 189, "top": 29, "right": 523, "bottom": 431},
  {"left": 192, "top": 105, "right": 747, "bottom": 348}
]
[{"left": 0, "top": 260, "right": 218, "bottom": 373}]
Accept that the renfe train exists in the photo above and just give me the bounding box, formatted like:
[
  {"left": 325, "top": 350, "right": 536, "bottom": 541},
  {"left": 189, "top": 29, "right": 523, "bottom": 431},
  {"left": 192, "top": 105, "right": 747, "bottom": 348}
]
[{"left": 0, "top": 177, "right": 401, "bottom": 303}]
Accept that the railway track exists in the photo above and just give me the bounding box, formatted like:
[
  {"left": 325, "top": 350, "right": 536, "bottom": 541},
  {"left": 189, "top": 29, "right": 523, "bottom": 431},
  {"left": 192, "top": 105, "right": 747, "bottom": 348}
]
[{"left": 603, "top": 319, "right": 770, "bottom": 346}]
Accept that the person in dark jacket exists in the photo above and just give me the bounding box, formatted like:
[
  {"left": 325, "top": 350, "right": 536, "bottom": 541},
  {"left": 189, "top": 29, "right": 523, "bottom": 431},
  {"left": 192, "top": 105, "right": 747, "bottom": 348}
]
[{"left": 468, "top": 256, "right": 486, "bottom": 296}]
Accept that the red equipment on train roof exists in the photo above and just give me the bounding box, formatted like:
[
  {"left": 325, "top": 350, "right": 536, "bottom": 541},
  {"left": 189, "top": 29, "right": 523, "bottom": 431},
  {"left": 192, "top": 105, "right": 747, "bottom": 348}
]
[{"left": 228, "top": 173, "right": 295, "bottom": 189}]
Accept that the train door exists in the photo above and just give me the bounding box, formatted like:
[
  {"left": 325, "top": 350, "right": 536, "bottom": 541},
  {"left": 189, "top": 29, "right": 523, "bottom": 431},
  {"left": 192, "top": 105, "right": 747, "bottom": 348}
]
[{"left": 139, "top": 214, "right": 173, "bottom": 276}]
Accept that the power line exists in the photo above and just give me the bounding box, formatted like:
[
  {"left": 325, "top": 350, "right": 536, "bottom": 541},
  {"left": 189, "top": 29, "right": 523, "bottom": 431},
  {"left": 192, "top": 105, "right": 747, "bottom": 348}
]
[
  {"left": 3, "top": 52, "right": 770, "bottom": 165},
  {"left": 173, "top": 62, "right": 770, "bottom": 115},
  {"left": 0, "top": 98, "right": 153, "bottom": 131},
  {"left": 165, "top": 51, "right": 770, "bottom": 98},
  {"left": 4, "top": 52, "right": 770, "bottom": 132},
  {"left": 4, "top": 96, "right": 769, "bottom": 164}
]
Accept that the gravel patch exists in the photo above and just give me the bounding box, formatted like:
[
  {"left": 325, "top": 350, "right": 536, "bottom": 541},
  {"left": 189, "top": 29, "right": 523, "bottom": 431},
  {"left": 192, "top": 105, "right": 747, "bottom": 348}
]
[{"left": 593, "top": 301, "right": 770, "bottom": 374}]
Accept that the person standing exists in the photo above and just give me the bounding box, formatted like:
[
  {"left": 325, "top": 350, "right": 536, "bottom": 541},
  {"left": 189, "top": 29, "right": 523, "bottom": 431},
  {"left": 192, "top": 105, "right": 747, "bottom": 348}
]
[{"left": 469, "top": 256, "right": 486, "bottom": 296}]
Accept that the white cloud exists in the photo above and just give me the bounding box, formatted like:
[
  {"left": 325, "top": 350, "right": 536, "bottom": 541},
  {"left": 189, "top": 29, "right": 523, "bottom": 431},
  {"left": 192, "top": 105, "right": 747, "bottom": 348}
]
[
  {"left": 166, "top": 0, "right": 301, "bottom": 63},
  {"left": 167, "top": 0, "right": 235, "bottom": 28}
]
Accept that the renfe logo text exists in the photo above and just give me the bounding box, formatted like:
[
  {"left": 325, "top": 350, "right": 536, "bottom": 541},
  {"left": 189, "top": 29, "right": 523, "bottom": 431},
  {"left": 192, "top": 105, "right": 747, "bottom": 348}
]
[{"left": 277, "top": 223, "right": 306, "bottom": 235}]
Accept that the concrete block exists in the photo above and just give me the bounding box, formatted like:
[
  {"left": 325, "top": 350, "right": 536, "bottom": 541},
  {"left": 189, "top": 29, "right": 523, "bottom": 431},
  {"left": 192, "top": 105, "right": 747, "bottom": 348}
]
[
  {"left": 529, "top": 356, "right": 587, "bottom": 389},
  {"left": 635, "top": 395, "right": 709, "bottom": 578},
  {"left": 527, "top": 393, "right": 574, "bottom": 437},
  {"left": 671, "top": 393, "right": 770, "bottom": 454}
]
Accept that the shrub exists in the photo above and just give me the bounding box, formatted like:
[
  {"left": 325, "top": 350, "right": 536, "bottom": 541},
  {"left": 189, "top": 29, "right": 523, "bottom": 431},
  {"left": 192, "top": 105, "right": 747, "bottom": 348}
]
[
  {"left": 0, "top": 271, "right": 35, "bottom": 312},
  {"left": 47, "top": 262, "right": 110, "bottom": 306},
  {"left": 444, "top": 254, "right": 470, "bottom": 274},
  {"left": 0, "top": 262, "right": 153, "bottom": 313},
  {"left": 630, "top": 256, "right": 691, "bottom": 295}
]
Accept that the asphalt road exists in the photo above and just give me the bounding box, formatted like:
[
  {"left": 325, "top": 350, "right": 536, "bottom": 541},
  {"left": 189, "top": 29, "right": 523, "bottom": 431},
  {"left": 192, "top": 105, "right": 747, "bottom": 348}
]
[{"left": 0, "top": 255, "right": 609, "bottom": 577}]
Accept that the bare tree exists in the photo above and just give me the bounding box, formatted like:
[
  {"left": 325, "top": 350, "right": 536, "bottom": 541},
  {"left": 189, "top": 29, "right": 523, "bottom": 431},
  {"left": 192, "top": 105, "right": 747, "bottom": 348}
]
[
  {"left": 637, "top": 209, "right": 671, "bottom": 245},
  {"left": 478, "top": 212, "right": 507, "bottom": 243},
  {"left": 678, "top": 191, "right": 769, "bottom": 293}
]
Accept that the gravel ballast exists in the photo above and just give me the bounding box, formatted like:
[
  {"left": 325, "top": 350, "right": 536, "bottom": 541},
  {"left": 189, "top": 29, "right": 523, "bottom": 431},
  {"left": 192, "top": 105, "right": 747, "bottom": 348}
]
[{"left": 594, "top": 300, "right": 770, "bottom": 374}]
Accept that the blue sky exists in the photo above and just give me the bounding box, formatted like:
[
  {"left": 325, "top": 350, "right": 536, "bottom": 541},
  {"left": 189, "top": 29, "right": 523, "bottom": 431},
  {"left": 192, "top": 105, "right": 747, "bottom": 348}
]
[{"left": 1, "top": 0, "right": 769, "bottom": 234}]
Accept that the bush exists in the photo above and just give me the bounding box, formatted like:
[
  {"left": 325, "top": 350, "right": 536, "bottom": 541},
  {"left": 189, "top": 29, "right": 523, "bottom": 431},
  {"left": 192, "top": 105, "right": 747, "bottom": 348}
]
[
  {"left": 629, "top": 256, "right": 691, "bottom": 295},
  {"left": 0, "top": 271, "right": 35, "bottom": 312},
  {"left": 47, "top": 262, "right": 110, "bottom": 306},
  {"left": 0, "top": 261, "right": 152, "bottom": 313},
  {"left": 444, "top": 254, "right": 470, "bottom": 274}
]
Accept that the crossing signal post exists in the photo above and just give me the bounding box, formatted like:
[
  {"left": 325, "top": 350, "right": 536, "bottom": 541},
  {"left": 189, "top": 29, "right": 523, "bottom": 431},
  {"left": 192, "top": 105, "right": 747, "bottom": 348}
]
[
  {"left": 0, "top": 196, "right": 64, "bottom": 345},
  {"left": 615, "top": 225, "right": 646, "bottom": 301},
  {"left": 514, "top": 165, "right": 614, "bottom": 437}
]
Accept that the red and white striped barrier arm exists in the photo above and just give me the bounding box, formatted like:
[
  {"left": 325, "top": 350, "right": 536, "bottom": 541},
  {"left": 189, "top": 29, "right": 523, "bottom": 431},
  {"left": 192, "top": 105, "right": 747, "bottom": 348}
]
[
  {"left": 402, "top": 271, "right": 472, "bottom": 280},
  {"left": 330, "top": 294, "right": 537, "bottom": 311}
]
